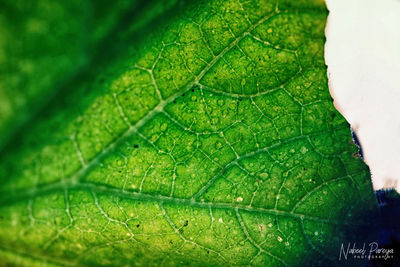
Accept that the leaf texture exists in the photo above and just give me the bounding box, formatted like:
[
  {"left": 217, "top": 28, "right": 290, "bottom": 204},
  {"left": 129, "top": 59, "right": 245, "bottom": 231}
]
[
  {"left": 0, "top": 0, "right": 378, "bottom": 266},
  {"left": 0, "top": 0, "right": 179, "bottom": 148}
]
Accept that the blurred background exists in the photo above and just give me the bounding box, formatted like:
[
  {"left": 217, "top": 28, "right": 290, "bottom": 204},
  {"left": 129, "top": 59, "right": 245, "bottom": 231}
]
[{"left": 326, "top": 0, "right": 400, "bottom": 193}]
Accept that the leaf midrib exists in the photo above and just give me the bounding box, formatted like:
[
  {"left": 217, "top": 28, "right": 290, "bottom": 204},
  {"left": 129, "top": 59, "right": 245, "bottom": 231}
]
[{"left": 0, "top": 171, "right": 364, "bottom": 227}]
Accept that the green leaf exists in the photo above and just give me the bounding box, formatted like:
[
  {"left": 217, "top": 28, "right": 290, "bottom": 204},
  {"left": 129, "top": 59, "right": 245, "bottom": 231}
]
[
  {"left": 0, "top": 0, "right": 179, "bottom": 148},
  {"left": 0, "top": 0, "right": 378, "bottom": 266}
]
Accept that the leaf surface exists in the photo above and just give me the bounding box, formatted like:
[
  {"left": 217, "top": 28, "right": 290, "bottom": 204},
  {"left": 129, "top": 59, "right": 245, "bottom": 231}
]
[
  {"left": 0, "top": 0, "right": 378, "bottom": 266},
  {"left": 0, "top": 0, "right": 179, "bottom": 148}
]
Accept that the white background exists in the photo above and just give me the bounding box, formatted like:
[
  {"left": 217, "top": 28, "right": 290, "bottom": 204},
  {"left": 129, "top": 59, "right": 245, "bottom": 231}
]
[{"left": 326, "top": 0, "right": 400, "bottom": 192}]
